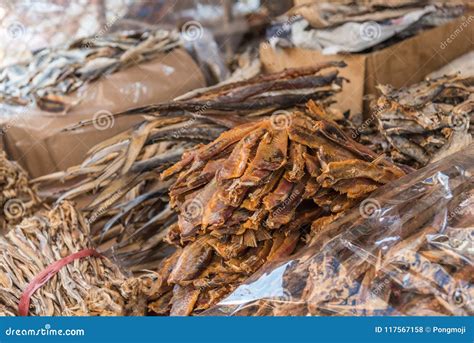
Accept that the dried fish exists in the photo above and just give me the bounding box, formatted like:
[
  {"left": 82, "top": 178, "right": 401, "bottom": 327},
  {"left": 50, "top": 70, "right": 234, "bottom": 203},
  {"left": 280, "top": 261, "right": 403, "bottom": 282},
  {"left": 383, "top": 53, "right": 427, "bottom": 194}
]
[
  {"left": 151, "top": 106, "right": 405, "bottom": 315},
  {"left": 288, "top": 0, "right": 463, "bottom": 29},
  {"left": 0, "top": 201, "right": 151, "bottom": 316},
  {"left": 204, "top": 148, "right": 473, "bottom": 316},
  {"left": 272, "top": 1, "right": 464, "bottom": 53},
  {"left": 371, "top": 75, "right": 473, "bottom": 168},
  {"left": 33, "top": 62, "right": 346, "bottom": 272},
  {"left": 0, "top": 29, "right": 181, "bottom": 112},
  {"left": 0, "top": 152, "right": 42, "bottom": 232}
]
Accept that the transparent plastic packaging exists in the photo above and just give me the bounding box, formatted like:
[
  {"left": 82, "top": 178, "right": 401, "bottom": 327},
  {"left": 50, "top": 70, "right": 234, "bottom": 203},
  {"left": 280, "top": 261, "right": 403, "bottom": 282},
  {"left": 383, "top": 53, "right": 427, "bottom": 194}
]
[{"left": 205, "top": 144, "right": 474, "bottom": 316}]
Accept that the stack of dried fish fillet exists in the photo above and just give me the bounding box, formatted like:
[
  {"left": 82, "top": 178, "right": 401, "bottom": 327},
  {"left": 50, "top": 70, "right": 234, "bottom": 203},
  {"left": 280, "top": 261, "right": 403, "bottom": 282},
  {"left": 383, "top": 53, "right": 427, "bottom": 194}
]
[
  {"left": 0, "top": 29, "right": 181, "bottom": 112},
  {"left": 33, "top": 62, "right": 346, "bottom": 271},
  {"left": 0, "top": 152, "right": 41, "bottom": 232},
  {"left": 0, "top": 201, "right": 156, "bottom": 316},
  {"left": 148, "top": 102, "right": 405, "bottom": 315},
  {"left": 204, "top": 148, "right": 473, "bottom": 316},
  {"left": 369, "top": 75, "right": 473, "bottom": 168}
]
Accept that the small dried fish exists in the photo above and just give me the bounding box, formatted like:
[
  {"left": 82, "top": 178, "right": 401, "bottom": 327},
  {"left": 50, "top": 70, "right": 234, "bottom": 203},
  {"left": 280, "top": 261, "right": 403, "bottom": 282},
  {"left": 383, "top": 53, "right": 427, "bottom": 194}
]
[
  {"left": 0, "top": 201, "right": 151, "bottom": 316},
  {"left": 0, "top": 29, "right": 181, "bottom": 112},
  {"left": 0, "top": 152, "right": 42, "bottom": 232},
  {"left": 370, "top": 75, "right": 473, "bottom": 168}
]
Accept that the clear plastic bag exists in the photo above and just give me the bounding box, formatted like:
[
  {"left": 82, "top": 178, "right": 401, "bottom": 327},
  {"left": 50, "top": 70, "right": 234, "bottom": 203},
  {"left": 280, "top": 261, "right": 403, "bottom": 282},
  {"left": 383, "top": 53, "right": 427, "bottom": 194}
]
[{"left": 205, "top": 144, "right": 474, "bottom": 316}]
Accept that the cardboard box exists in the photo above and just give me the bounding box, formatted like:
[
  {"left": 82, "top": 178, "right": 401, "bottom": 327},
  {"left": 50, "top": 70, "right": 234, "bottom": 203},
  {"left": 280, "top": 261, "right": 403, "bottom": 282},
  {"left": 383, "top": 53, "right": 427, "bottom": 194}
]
[
  {"left": 0, "top": 48, "right": 205, "bottom": 177},
  {"left": 260, "top": 13, "right": 474, "bottom": 119}
]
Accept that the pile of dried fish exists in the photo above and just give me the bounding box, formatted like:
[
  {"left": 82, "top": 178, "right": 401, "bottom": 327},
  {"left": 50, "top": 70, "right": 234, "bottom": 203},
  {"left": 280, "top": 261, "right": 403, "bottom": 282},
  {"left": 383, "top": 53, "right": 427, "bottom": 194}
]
[
  {"left": 148, "top": 102, "right": 405, "bottom": 315},
  {"left": 33, "top": 62, "right": 346, "bottom": 271},
  {"left": 0, "top": 152, "right": 41, "bottom": 232},
  {"left": 370, "top": 75, "right": 473, "bottom": 168},
  {"left": 270, "top": 1, "right": 464, "bottom": 54},
  {"left": 289, "top": 0, "right": 464, "bottom": 29},
  {"left": 0, "top": 29, "right": 181, "bottom": 112},
  {"left": 0, "top": 201, "right": 156, "bottom": 316},
  {"left": 205, "top": 147, "right": 473, "bottom": 316}
]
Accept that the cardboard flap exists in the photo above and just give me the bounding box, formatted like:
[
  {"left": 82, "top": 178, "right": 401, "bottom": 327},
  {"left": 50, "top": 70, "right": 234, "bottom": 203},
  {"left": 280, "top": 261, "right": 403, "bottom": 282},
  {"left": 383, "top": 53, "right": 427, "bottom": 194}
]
[
  {"left": 366, "top": 13, "right": 474, "bottom": 96},
  {"left": 260, "top": 45, "right": 366, "bottom": 118}
]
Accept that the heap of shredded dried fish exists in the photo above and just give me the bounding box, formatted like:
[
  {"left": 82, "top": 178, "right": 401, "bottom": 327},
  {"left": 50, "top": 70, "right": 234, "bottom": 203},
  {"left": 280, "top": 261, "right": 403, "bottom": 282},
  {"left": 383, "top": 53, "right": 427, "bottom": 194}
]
[
  {"left": 0, "top": 29, "right": 181, "bottom": 112},
  {"left": 0, "top": 152, "right": 41, "bottom": 232},
  {"left": 0, "top": 201, "right": 155, "bottom": 316},
  {"left": 204, "top": 149, "right": 473, "bottom": 316},
  {"left": 33, "top": 62, "right": 346, "bottom": 271},
  {"left": 150, "top": 103, "right": 405, "bottom": 316},
  {"left": 370, "top": 75, "right": 473, "bottom": 168}
]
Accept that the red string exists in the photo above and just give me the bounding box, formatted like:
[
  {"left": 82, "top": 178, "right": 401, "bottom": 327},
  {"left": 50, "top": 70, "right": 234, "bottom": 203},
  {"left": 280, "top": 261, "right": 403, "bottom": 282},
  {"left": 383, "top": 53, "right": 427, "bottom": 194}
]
[{"left": 18, "top": 248, "right": 102, "bottom": 316}]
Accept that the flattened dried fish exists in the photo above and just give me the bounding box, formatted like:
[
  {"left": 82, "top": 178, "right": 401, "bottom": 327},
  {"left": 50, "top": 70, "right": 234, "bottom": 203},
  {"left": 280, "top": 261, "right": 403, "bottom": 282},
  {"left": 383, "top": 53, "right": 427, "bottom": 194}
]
[
  {"left": 371, "top": 75, "right": 473, "bottom": 168},
  {"left": 204, "top": 149, "right": 473, "bottom": 316},
  {"left": 153, "top": 107, "right": 404, "bottom": 315}
]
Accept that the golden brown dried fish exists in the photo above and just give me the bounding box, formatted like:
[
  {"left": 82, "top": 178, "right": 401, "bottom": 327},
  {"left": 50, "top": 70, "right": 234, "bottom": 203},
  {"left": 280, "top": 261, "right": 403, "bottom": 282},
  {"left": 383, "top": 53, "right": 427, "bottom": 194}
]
[
  {"left": 204, "top": 148, "right": 473, "bottom": 316},
  {"left": 33, "top": 63, "right": 347, "bottom": 272},
  {"left": 152, "top": 107, "right": 405, "bottom": 315}
]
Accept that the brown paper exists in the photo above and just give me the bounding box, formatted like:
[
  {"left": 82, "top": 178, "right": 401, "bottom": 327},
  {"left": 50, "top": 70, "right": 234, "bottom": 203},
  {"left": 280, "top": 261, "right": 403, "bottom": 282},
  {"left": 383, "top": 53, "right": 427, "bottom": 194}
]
[
  {"left": 260, "top": 13, "right": 474, "bottom": 119},
  {"left": 1, "top": 48, "right": 205, "bottom": 177}
]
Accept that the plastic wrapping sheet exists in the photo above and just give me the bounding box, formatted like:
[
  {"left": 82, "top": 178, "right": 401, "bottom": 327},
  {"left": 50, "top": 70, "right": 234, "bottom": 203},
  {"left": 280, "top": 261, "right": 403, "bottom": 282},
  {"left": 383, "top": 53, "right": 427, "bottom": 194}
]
[
  {"left": 0, "top": 0, "right": 130, "bottom": 68},
  {"left": 205, "top": 144, "right": 474, "bottom": 316}
]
